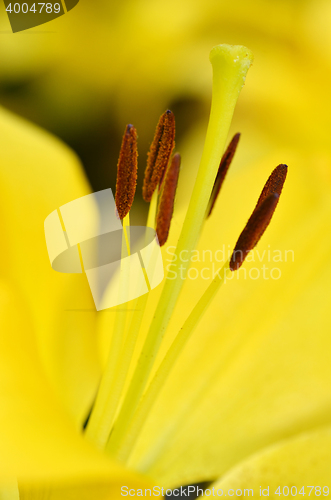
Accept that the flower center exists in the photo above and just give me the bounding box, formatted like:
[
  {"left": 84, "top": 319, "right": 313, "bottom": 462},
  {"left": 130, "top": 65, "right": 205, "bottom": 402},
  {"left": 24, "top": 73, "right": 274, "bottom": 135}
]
[{"left": 83, "top": 44, "right": 286, "bottom": 466}]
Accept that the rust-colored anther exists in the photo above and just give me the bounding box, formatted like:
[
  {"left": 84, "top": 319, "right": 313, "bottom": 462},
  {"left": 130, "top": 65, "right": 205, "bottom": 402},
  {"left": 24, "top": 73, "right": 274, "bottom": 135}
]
[
  {"left": 208, "top": 133, "right": 240, "bottom": 217},
  {"left": 156, "top": 153, "right": 181, "bottom": 246},
  {"left": 143, "top": 110, "right": 176, "bottom": 202},
  {"left": 255, "top": 163, "right": 288, "bottom": 210},
  {"left": 115, "top": 124, "right": 138, "bottom": 220},
  {"left": 230, "top": 164, "right": 288, "bottom": 271}
]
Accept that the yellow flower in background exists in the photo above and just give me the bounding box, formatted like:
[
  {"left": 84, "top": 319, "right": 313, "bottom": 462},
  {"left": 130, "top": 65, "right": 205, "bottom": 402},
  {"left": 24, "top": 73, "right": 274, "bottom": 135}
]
[{"left": 1, "top": 0, "right": 331, "bottom": 194}]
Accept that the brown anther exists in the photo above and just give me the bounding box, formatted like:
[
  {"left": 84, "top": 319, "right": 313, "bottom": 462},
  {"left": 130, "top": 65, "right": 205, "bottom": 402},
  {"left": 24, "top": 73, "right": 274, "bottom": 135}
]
[
  {"left": 207, "top": 133, "right": 240, "bottom": 217},
  {"left": 230, "top": 164, "right": 288, "bottom": 271},
  {"left": 230, "top": 194, "right": 280, "bottom": 271},
  {"left": 115, "top": 124, "right": 138, "bottom": 220},
  {"left": 255, "top": 164, "right": 288, "bottom": 210},
  {"left": 143, "top": 110, "right": 175, "bottom": 202},
  {"left": 156, "top": 153, "right": 181, "bottom": 246}
]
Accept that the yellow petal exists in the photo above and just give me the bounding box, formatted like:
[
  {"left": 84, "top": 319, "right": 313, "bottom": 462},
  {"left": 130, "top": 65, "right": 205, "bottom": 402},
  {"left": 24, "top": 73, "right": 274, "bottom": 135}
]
[
  {"left": 0, "top": 280, "right": 153, "bottom": 498},
  {"left": 0, "top": 106, "right": 101, "bottom": 425},
  {"left": 212, "top": 426, "right": 331, "bottom": 492}
]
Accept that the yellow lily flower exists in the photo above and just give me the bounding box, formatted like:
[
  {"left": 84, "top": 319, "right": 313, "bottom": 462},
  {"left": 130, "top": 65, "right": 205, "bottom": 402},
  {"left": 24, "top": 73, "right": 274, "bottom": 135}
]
[{"left": 1, "top": 39, "right": 331, "bottom": 500}]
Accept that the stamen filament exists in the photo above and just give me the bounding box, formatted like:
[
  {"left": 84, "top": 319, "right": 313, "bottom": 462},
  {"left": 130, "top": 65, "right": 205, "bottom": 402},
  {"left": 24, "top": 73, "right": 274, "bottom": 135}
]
[
  {"left": 147, "top": 189, "right": 159, "bottom": 229},
  {"left": 123, "top": 212, "right": 131, "bottom": 255},
  {"left": 86, "top": 196, "right": 159, "bottom": 446},
  {"left": 106, "top": 45, "right": 253, "bottom": 457},
  {"left": 85, "top": 212, "right": 131, "bottom": 447},
  {"left": 108, "top": 261, "right": 231, "bottom": 461},
  {"left": 85, "top": 123, "right": 139, "bottom": 445}
]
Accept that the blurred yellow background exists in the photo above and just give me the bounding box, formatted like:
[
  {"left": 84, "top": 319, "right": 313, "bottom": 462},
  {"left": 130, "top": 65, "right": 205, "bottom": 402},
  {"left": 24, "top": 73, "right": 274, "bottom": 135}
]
[{"left": 1, "top": 0, "right": 331, "bottom": 211}]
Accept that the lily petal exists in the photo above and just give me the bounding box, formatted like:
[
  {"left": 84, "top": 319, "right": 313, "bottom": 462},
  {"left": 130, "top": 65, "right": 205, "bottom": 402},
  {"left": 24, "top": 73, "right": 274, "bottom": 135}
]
[
  {"left": 0, "top": 106, "right": 101, "bottom": 425},
  {"left": 0, "top": 280, "right": 153, "bottom": 498},
  {"left": 212, "top": 426, "right": 331, "bottom": 491}
]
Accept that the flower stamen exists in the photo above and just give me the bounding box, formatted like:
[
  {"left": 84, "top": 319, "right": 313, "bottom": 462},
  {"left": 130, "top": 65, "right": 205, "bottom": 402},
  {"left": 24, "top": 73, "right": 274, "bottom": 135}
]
[
  {"left": 230, "top": 164, "right": 287, "bottom": 271},
  {"left": 207, "top": 133, "right": 240, "bottom": 217},
  {"left": 156, "top": 153, "right": 181, "bottom": 246},
  {"left": 112, "top": 165, "right": 287, "bottom": 460},
  {"left": 255, "top": 163, "right": 288, "bottom": 209},
  {"left": 142, "top": 110, "right": 175, "bottom": 202},
  {"left": 106, "top": 45, "right": 253, "bottom": 459},
  {"left": 115, "top": 124, "right": 138, "bottom": 220}
]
